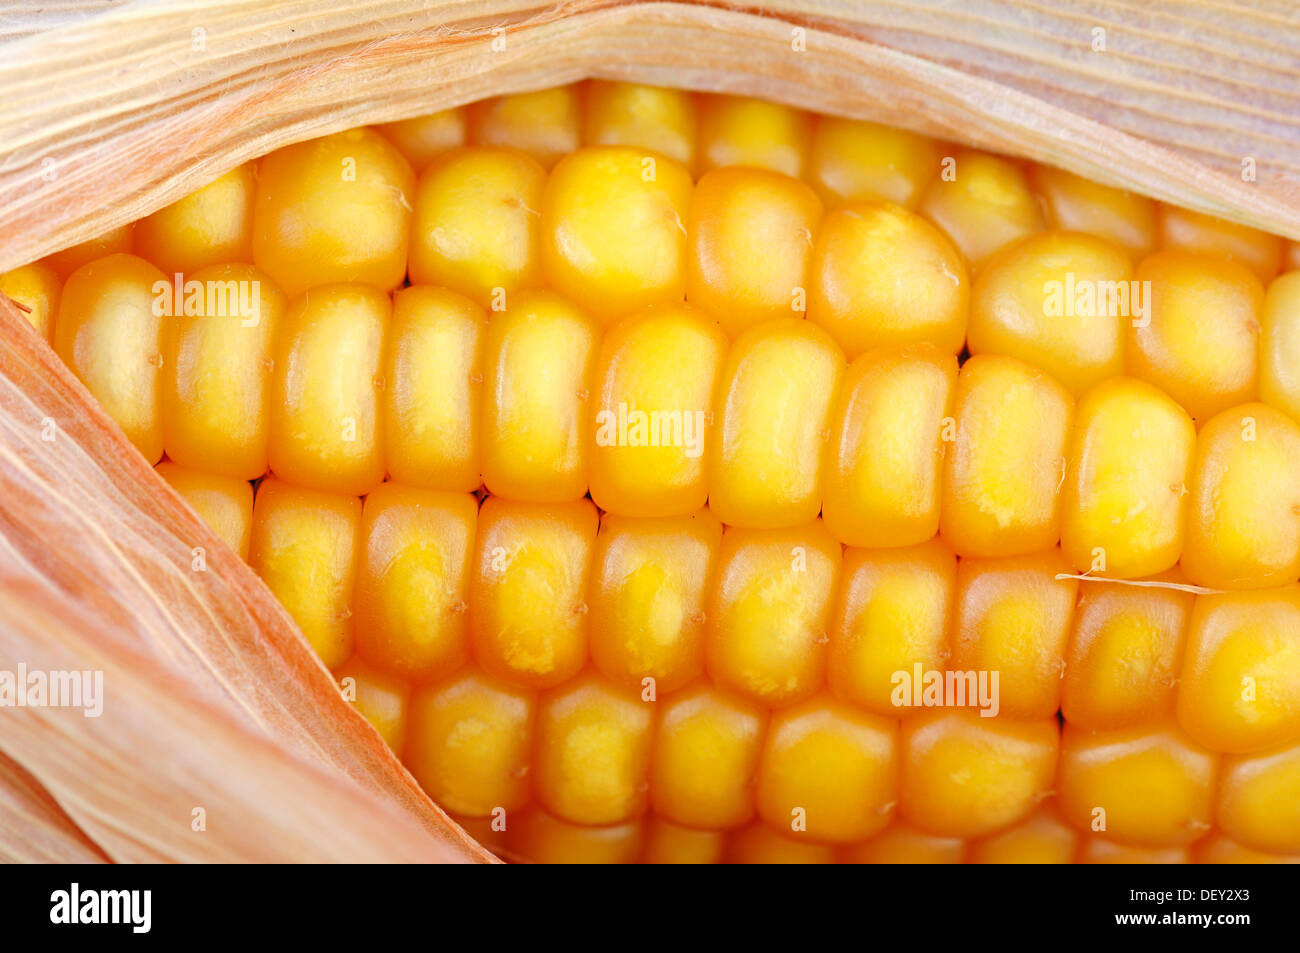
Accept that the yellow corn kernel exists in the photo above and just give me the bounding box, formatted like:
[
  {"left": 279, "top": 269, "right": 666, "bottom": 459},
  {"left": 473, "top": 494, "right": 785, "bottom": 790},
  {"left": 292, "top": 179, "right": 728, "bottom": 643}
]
[
  {"left": 252, "top": 129, "right": 414, "bottom": 298},
  {"left": 470, "top": 497, "right": 597, "bottom": 688},
  {"left": 900, "top": 710, "right": 1059, "bottom": 838},
  {"left": 951, "top": 550, "right": 1078, "bottom": 720},
  {"left": 827, "top": 540, "right": 956, "bottom": 717},
  {"left": 268, "top": 284, "right": 388, "bottom": 496},
  {"left": 649, "top": 683, "right": 765, "bottom": 829},
  {"left": 136, "top": 163, "right": 256, "bottom": 275},
  {"left": 696, "top": 94, "right": 812, "bottom": 178},
  {"left": 686, "top": 167, "right": 822, "bottom": 335},
  {"left": 1177, "top": 589, "right": 1300, "bottom": 754},
  {"left": 1260, "top": 271, "right": 1300, "bottom": 424},
  {"left": 726, "top": 823, "right": 837, "bottom": 864},
  {"left": 336, "top": 656, "right": 410, "bottom": 752},
  {"left": 705, "top": 521, "right": 841, "bottom": 706},
  {"left": 918, "top": 151, "right": 1045, "bottom": 266},
  {"left": 405, "top": 668, "right": 533, "bottom": 817},
  {"left": 54, "top": 253, "right": 165, "bottom": 462},
  {"left": 534, "top": 671, "right": 654, "bottom": 825},
  {"left": 1193, "top": 834, "right": 1300, "bottom": 864},
  {"left": 43, "top": 224, "right": 134, "bottom": 279},
  {"left": 641, "top": 817, "right": 725, "bottom": 864},
  {"left": 822, "top": 344, "right": 957, "bottom": 547},
  {"left": 481, "top": 289, "right": 598, "bottom": 503},
  {"left": 708, "top": 319, "right": 844, "bottom": 529},
  {"left": 969, "top": 231, "right": 1131, "bottom": 396},
  {"left": 1060, "top": 580, "right": 1193, "bottom": 730},
  {"left": 1060, "top": 377, "right": 1195, "bottom": 578},
  {"left": 1030, "top": 165, "right": 1157, "bottom": 260},
  {"left": 756, "top": 695, "right": 898, "bottom": 843},
  {"left": 541, "top": 146, "right": 693, "bottom": 322},
  {"left": 1058, "top": 720, "right": 1217, "bottom": 847},
  {"left": 1182, "top": 403, "right": 1300, "bottom": 589},
  {"left": 247, "top": 477, "right": 360, "bottom": 670},
  {"left": 352, "top": 484, "right": 476, "bottom": 679},
  {"left": 160, "top": 262, "right": 284, "bottom": 480},
  {"left": 808, "top": 117, "right": 941, "bottom": 209},
  {"left": 375, "top": 107, "right": 467, "bottom": 172},
  {"left": 808, "top": 203, "right": 968, "bottom": 358},
  {"left": 0, "top": 261, "right": 60, "bottom": 341},
  {"left": 508, "top": 811, "right": 642, "bottom": 864},
  {"left": 1288, "top": 242, "right": 1300, "bottom": 272},
  {"left": 407, "top": 147, "right": 546, "bottom": 308},
  {"left": 382, "top": 286, "right": 485, "bottom": 492},
  {"left": 156, "top": 461, "right": 253, "bottom": 560},
  {"left": 583, "top": 81, "right": 696, "bottom": 167},
  {"left": 967, "top": 802, "right": 1077, "bottom": 864},
  {"left": 1217, "top": 742, "right": 1300, "bottom": 854},
  {"left": 1127, "top": 252, "right": 1262, "bottom": 424},
  {"left": 468, "top": 86, "right": 582, "bottom": 169},
  {"left": 1160, "top": 203, "right": 1282, "bottom": 284},
  {"left": 1078, "top": 838, "right": 1189, "bottom": 864},
  {"left": 940, "top": 354, "right": 1073, "bottom": 558},
  {"left": 588, "top": 510, "right": 722, "bottom": 693},
  {"left": 588, "top": 305, "right": 726, "bottom": 516},
  {"left": 842, "top": 823, "right": 965, "bottom": 864}
]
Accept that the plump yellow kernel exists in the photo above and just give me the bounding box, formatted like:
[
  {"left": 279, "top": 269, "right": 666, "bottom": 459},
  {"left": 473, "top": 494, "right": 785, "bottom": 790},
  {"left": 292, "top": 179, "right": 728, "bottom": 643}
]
[
  {"left": 353, "top": 484, "right": 476, "bottom": 679},
  {"left": 1177, "top": 589, "right": 1300, "bottom": 754},
  {"left": 969, "top": 231, "right": 1131, "bottom": 396},
  {"left": 827, "top": 540, "right": 957, "bottom": 718},
  {"left": 470, "top": 497, "right": 597, "bottom": 688},
  {"left": 508, "top": 810, "right": 642, "bottom": 864},
  {"left": 0, "top": 261, "right": 60, "bottom": 341},
  {"left": 383, "top": 287, "right": 484, "bottom": 492},
  {"left": 534, "top": 671, "right": 654, "bottom": 825},
  {"left": 1060, "top": 579, "right": 1193, "bottom": 730},
  {"left": 43, "top": 224, "right": 134, "bottom": 279},
  {"left": 583, "top": 81, "right": 696, "bottom": 167},
  {"left": 696, "top": 95, "right": 812, "bottom": 178},
  {"left": 375, "top": 107, "right": 467, "bottom": 172},
  {"left": 1078, "top": 838, "right": 1189, "bottom": 864},
  {"left": 155, "top": 461, "right": 253, "bottom": 560},
  {"left": 1058, "top": 720, "right": 1217, "bottom": 847},
  {"left": 589, "top": 510, "right": 722, "bottom": 693},
  {"left": 756, "top": 695, "right": 899, "bottom": 844},
  {"left": 1160, "top": 203, "right": 1283, "bottom": 283},
  {"left": 247, "top": 477, "right": 359, "bottom": 670},
  {"left": 951, "top": 550, "right": 1078, "bottom": 720},
  {"left": 336, "top": 656, "right": 409, "bottom": 752},
  {"left": 641, "top": 817, "right": 725, "bottom": 864},
  {"left": 407, "top": 147, "right": 546, "bottom": 308},
  {"left": 468, "top": 86, "right": 582, "bottom": 169},
  {"left": 967, "top": 802, "right": 1077, "bottom": 864},
  {"left": 1127, "top": 251, "right": 1262, "bottom": 424},
  {"left": 267, "top": 284, "right": 388, "bottom": 496},
  {"left": 161, "top": 262, "right": 284, "bottom": 480},
  {"left": 1193, "top": 833, "right": 1300, "bottom": 864},
  {"left": 1217, "top": 742, "right": 1300, "bottom": 854},
  {"left": 54, "top": 253, "right": 165, "bottom": 462},
  {"left": 842, "top": 823, "right": 965, "bottom": 864},
  {"left": 1060, "top": 377, "right": 1195, "bottom": 578},
  {"left": 808, "top": 202, "right": 968, "bottom": 358},
  {"left": 1260, "top": 271, "right": 1300, "bottom": 425},
  {"left": 822, "top": 344, "right": 957, "bottom": 547},
  {"left": 918, "top": 151, "right": 1045, "bottom": 266},
  {"left": 588, "top": 305, "right": 726, "bottom": 516},
  {"left": 686, "top": 167, "right": 822, "bottom": 335},
  {"left": 252, "top": 128, "right": 414, "bottom": 298},
  {"left": 900, "top": 710, "right": 1059, "bottom": 838},
  {"left": 1182, "top": 403, "right": 1300, "bottom": 589},
  {"left": 708, "top": 319, "right": 844, "bottom": 529},
  {"left": 940, "top": 354, "right": 1073, "bottom": 557},
  {"left": 1030, "top": 165, "right": 1157, "bottom": 260},
  {"left": 481, "top": 289, "right": 598, "bottom": 503},
  {"left": 136, "top": 163, "right": 256, "bottom": 275},
  {"left": 649, "top": 683, "right": 765, "bottom": 829},
  {"left": 540, "top": 146, "right": 693, "bottom": 322},
  {"left": 705, "top": 521, "right": 841, "bottom": 706},
  {"left": 405, "top": 668, "right": 533, "bottom": 817},
  {"left": 808, "top": 117, "right": 941, "bottom": 209},
  {"left": 726, "top": 823, "right": 837, "bottom": 864}
]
